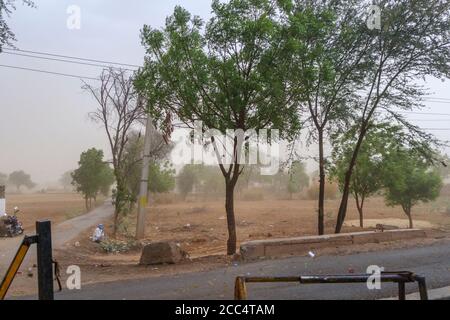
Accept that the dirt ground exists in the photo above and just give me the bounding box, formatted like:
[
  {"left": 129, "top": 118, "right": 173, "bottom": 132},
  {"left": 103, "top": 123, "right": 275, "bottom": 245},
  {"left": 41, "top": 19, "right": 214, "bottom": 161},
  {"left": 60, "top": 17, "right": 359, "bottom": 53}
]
[
  {"left": 4, "top": 193, "right": 88, "bottom": 230},
  {"left": 4, "top": 193, "right": 450, "bottom": 297},
  {"left": 129, "top": 196, "right": 450, "bottom": 258}
]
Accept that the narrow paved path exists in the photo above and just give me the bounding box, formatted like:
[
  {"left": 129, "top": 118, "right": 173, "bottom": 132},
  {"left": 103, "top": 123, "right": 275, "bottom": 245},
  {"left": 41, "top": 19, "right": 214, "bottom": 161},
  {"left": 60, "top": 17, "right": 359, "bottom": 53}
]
[{"left": 0, "top": 200, "right": 114, "bottom": 276}]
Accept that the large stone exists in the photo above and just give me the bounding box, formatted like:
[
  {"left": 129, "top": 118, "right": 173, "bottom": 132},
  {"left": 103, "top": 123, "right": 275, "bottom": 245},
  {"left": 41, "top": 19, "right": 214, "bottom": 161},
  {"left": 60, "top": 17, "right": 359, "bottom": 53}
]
[{"left": 139, "top": 241, "right": 186, "bottom": 265}]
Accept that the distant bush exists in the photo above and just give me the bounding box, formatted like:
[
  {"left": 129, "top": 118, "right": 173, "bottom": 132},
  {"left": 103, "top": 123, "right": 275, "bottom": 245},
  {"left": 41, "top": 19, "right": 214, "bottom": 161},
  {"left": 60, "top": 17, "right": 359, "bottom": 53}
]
[
  {"left": 305, "top": 181, "right": 339, "bottom": 200},
  {"left": 153, "top": 193, "right": 178, "bottom": 205},
  {"left": 241, "top": 188, "right": 265, "bottom": 201}
]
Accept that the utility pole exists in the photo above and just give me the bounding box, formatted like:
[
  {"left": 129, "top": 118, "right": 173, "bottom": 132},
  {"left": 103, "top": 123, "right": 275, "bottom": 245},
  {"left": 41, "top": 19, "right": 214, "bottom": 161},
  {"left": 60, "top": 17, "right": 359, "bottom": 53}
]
[{"left": 136, "top": 115, "right": 153, "bottom": 239}]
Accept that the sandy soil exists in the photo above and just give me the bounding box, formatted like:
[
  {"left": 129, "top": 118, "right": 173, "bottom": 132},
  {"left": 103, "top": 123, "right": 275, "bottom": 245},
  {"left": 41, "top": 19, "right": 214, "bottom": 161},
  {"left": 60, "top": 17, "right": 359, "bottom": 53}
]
[
  {"left": 131, "top": 196, "right": 450, "bottom": 257},
  {"left": 4, "top": 193, "right": 88, "bottom": 230},
  {"left": 4, "top": 194, "right": 450, "bottom": 297}
]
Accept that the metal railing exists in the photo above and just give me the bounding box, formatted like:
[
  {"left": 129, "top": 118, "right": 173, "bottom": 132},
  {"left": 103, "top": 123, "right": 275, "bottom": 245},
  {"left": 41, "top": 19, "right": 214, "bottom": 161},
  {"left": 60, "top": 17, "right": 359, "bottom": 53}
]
[{"left": 235, "top": 271, "right": 428, "bottom": 300}]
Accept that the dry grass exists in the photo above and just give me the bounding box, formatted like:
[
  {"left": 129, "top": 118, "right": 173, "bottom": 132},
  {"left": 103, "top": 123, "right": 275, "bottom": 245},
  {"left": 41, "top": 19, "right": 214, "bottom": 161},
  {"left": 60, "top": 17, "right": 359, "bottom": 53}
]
[
  {"left": 5, "top": 193, "right": 90, "bottom": 230},
  {"left": 104, "top": 195, "right": 450, "bottom": 258}
]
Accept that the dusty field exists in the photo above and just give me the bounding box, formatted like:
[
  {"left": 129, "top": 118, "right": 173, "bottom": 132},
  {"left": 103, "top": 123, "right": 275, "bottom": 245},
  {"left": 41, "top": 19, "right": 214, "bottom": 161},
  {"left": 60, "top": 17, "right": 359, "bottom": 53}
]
[
  {"left": 56, "top": 196, "right": 450, "bottom": 278},
  {"left": 5, "top": 194, "right": 450, "bottom": 297},
  {"left": 4, "top": 193, "right": 89, "bottom": 230},
  {"left": 133, "top": 196, "right": 450, "bottom": 257}
]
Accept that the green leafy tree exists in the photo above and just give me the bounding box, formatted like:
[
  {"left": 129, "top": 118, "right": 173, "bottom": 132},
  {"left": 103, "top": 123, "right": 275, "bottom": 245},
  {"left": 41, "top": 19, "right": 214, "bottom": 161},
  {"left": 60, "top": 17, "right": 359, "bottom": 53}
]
[
  {"left": 334, "top": 0, "right": 450, "bottom": 233},
  {"left": 195, "top": 165, "right": 225, "bottom": 196},
  {"left": 148, "top": 161, "right": 175, "bottom": 194},
  {"left": 71, "top": 148, "right": 115, "bottom": 210},
  {"left": 8, "top": 170, "right": 35, "bottom": 192},
  {"left": 136, "top": 1, "right": 299, "bottom": 254},
  {"left": 287, "top": 161, "right": 309, "bottom": 199},
  {"left": 59, "top": 171, "right": 74, "bottom": 191},
  {"left": 277, "top": 0, "right": 370, "bottom": 235},
  {"left": 330, "top": 123, "right": 402, "bottom": 227},
  {"left": 177, "top": 165, "right": 197, "bottom": 200},
  {"left": 121, "top": 130, "right": 173, "bottom": 211},
  {"left": 384, "top": 149, "right": 442, "bottom": 229},
  {"left": 0, "top": 0, "right": 34, "bottom": 51},
  {"left": 98, "top": 166, "right": 115, "bottom": 197},
  {"left": 0, "top": 172, "right": 7, "bottom": 185}
]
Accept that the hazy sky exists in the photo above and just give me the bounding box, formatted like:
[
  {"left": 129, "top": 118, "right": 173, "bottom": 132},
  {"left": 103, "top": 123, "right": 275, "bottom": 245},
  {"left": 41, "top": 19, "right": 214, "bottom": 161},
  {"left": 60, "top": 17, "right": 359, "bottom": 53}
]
[
  {"left": 0, "top": 0, "right": 213, "bottom": 185},
  {"left": 0, "top": 1, "right": 449, "bottom": 186}
]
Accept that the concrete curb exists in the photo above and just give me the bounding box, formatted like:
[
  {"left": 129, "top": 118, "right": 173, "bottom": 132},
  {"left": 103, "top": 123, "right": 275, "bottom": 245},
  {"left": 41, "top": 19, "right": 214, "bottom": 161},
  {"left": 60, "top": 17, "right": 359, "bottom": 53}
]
[
  {"left": 240, "top": 229, "right": 427, "bottom": 260},
  {"left": 382, "top": 286, "right": 450, "bottom": 300}
]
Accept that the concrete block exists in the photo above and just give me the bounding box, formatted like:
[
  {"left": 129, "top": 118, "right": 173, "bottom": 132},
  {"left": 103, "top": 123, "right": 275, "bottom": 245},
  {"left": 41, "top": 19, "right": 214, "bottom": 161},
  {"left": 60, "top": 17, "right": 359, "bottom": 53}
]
[
  {"left": 240, "top": 229, "right": 427, "bottom": 260},
  {"left": 240, "top": 243, "right": 265, "bottom": 260}
]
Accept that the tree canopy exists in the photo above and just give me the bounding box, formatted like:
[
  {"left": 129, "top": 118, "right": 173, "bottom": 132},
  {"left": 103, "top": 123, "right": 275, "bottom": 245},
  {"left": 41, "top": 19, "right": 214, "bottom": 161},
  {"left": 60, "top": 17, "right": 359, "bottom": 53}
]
[
  {"left": 8, "top": 170, "right": 35, "bottom": 192},
  {"left": 177, "top": 165, "right": 197, "bottom": 200},
  {"left": 334, "top": 0, "right": 450, "bottom": 233},
  {"left": 276, "top": 0, "right": 370, "bottom": 233},
  {"left": 71, "top": 148, "right": 115, "bottom": 210},
  {"left": 0, "top": 0, "right": 34, "bottom": 51},
  {"left": 135, "top": 0, "right": 301, "bottom": 254},
  {"left": 330, "top": 123, "right": 403, "bottom": 227},
  {"left": 59, "top": 170, "right": 74, "bottom": 191},
  {"left": 121, "top": 130, "right": 174, "bottom": 209},
  {"left": 287, "top": 161, "right": 310, "bottom": 198},
  {"left": 384, "top": 148, "right": 442, "bottom": 228},
  {"left": 0, "top": 172, "right": 7, "bottom": 186}
]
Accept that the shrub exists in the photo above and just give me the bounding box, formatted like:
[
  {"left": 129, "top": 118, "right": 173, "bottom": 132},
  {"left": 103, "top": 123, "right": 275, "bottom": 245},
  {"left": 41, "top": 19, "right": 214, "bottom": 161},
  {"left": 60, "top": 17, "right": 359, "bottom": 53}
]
[
  {"left": 305, "top": 181, "right": 339, "bottom": 200},
  {"left": 100, "top": 239, "right": 140, "bottom": 254},
  {"left": 241, "top": 188, "right": 265, "bottom": 201},
  {"left": 153, "top": 193, "right": 178, "bottom": 204}
]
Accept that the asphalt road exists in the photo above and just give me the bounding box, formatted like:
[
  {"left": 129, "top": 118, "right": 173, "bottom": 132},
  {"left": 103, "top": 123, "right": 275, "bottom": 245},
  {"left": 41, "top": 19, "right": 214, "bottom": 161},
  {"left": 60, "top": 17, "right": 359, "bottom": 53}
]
[{"left": 52, "top": 240, "right": 450, "bottom": 300}]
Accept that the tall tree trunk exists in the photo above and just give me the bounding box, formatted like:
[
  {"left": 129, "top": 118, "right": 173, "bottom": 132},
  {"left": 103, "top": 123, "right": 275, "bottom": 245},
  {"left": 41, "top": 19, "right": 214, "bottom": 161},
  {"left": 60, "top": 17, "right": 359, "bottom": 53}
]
[
  {"left": 318, "top": 130, "right": 325, "bottom": 235},
  {"left": 404, "top": 206, "right": 414, "bottom": 229},
  {"left": 113, "top": 209, "right": 120, "bottom": 237},
  {"left": 225, "top": 180, "right": 237, "bottom": 255},
  {"left": 355, "top": 193, "right": 365, "bottom": 228},
  {"left": 407, "top": 212, "right": 413, "bottom": 229},
  {"left": 335, "top": 126, "right": 367, "bottom": 233},
  {"left": 212, "top": 135, "right": 241, "bottom": 256},
  {"left": 113, "top": 175, "right": 125, "bottom": 238}
]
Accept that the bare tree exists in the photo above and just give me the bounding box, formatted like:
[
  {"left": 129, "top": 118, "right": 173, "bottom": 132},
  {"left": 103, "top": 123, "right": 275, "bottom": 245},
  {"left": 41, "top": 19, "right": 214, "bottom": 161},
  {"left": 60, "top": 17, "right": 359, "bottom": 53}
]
[{"left": 83, "top": 68, "right": 145, "bottom": 236}]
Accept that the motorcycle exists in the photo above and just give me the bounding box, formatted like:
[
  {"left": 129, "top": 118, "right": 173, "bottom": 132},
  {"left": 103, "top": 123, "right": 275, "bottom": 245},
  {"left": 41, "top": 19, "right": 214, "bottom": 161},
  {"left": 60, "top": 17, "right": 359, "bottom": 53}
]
[{"left": 0, "top": 207, "right": 24, "bottom": 237}]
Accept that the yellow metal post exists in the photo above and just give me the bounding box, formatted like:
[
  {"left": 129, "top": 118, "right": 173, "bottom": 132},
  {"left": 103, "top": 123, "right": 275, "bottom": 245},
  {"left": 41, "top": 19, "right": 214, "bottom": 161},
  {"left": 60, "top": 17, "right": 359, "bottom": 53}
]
[
  {"left": 234, "top": 277, "right": 248, "bottom": 300},
  {"left": 0, "top": 237, "right": 33, "bottom": 299}
]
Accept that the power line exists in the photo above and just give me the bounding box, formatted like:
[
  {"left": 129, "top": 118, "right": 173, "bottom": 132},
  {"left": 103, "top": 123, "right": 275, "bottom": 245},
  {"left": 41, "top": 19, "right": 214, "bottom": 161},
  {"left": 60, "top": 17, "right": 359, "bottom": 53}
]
[
  {"left": 3, "top": 48, "right": 141, "bottom": 68},
  {"left": 408, "top": 119, "right": 450, "bottom": 121},
  {"left": 420, "top": 128, "right": 450, "bottom": 131},
  {"left": 0, "top": 64, "right": 99, "bottom": 81},
  {"left": 421, "top": 100, "right": 450, "bottom": 104},
  {"left": 423, "top": 97, "right": 450, "bottom": 101},
  {"left": 397, "top": 111, "right": 450, "bottom": 116},
  {"left": 1, "top": 51, "right": 137, "bottom": 71}
]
